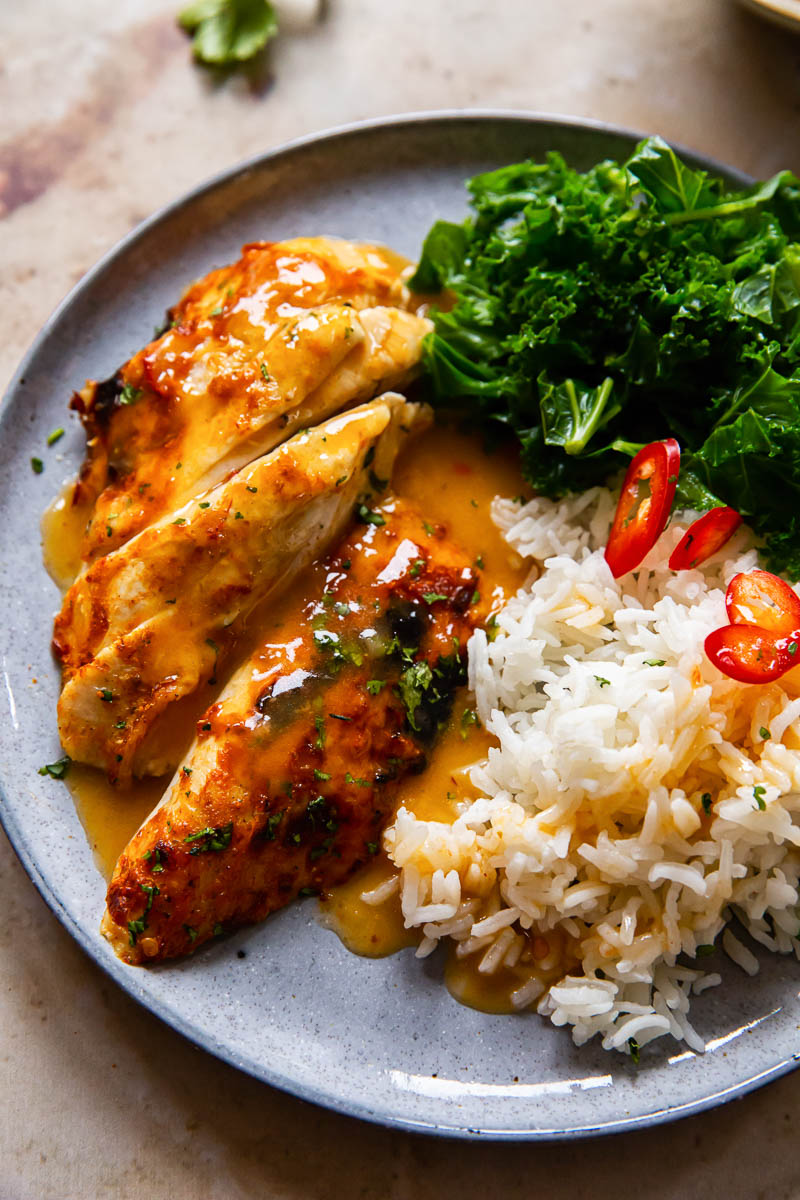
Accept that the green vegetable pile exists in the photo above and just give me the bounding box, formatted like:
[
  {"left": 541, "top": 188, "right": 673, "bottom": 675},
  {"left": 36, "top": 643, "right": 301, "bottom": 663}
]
[{"left": 410, "top": 137, "right": 800, "bottom": 576}]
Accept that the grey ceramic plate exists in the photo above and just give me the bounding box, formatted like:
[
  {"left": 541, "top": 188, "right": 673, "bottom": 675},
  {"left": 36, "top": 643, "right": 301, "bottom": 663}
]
[{"left": 1, "top": 112, "right": 798, "bottom": 1141}]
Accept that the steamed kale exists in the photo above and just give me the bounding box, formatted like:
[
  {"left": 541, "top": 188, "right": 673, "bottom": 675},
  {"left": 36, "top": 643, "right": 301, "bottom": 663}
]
[{"left": 410, "top": 137, "right": 800, "bottom": 577}]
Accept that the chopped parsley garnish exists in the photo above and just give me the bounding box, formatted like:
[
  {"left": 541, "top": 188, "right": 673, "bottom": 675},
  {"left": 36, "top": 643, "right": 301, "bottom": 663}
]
[
  {"left": 172, "top": 517, "right": 187, "bottom": 526},
  {"left": 38, "top": 756, "right": 71, "bottom": 780},
  {"left": 627, "top": 1037, "right": 640, "bottom": 1065},
  {"left": 128, "top": 883, "right": 160, "bottom": 946},
  {"left": 234, "top": 511, "right": 244, "bottom": 520},
  {"left": 263, "top": 812, "right": 283, "bottom": 840},
  {"left": 314, "top": 769, "right": 331, "bottom": 781},
  {"left": 210, "top": 304, "right": 223, "bottom": 316},
  {"left": 119, "top": 382, "right": 143, "bottom": 406},
  {"left": 366, "top": 679, "right": 385, "bottom": 695},
  {"left": 47, "top": 427, "right": 64, "bottom": 446},
  {"left": 696, "top": 944, "right": 715, "bottom": 957},
  {"left": 759, "top": 726, "right": 771, "bottom": 740},
  {"left": 260, "top": 363, "right": 270, "bottom": 381},
  {"left": 753, "top": 785, "right": 767, "bottom": 810},
  {"left": 460, "top": 707, "right": 479, "bottom": 738},
  {"left": 314, "top": 715, "right": 326, "bottom": 748},
  {"left": 593, "top": 676, "right": 611, "bottom": 688},
  {"left": 475, "top": 554, "right": 485, "bottom": 570},
  {"left": 199, "top": 501, "right": 210, "bottom": 509},
  {"left": 357, "top": 503, "right": 385, "bottom": 526},
  {"left": 184, "top": 821, "right": 233, "bottom": 854},
  {"left": 366, "top": 842, "right": 379, "bottom": 855},
  {"left": 246, "top": 485, "right": 258, "bottom": 494},
  {"left": 30, "top": 457, "right": 43, "bottom": 475},
  {"left": 99, "top": 688, "right": 114, "bottom": 703},
  {"left": 409, "top": 558, "right": 425, "bottom": 579},
  {"left": 422, "top": 521, "right": 434, "bottom": 537},
  {"left": 701, "top": 792, "right": 712, "bottom": 814},
  {"left": 644, "top": 659, "right": 666, "bottom": 667},
  {"left": 422, "top": 591, "right": 448, "bottom": 605},
  {"left": 398, "top": 661, "right": 433, "bottom": 731}
]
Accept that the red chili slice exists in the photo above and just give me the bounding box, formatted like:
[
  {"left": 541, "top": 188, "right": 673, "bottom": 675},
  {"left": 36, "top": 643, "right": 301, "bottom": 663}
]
[
  {"left": 668, "top": 507, "right": 742, "bottom": 571},
  {"left": 725, "top": 570, "right": 800, "bottom": 635},
  {"left": 604, "top": 439, "right": 680, "bottom": 578},
  {"left": 704, "top": 624, "right": 800, "bottom": 684}
]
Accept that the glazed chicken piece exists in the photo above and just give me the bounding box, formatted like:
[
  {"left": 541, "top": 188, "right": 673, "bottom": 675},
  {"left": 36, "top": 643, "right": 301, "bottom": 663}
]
[
  {"left": 55, "top": 396, "right": 430, "bottom": 783},
  {"left": 102, "top": 497, "right": 483, "bottom": 964},
  {"left": 70, "top": 237, "right": 431, "bottom": 562}
]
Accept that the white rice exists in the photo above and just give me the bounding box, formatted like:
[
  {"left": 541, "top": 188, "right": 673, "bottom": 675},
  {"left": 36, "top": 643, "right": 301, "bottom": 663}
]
[{"left": 383, "top": 487, "right": 800, "bottom": 1057}]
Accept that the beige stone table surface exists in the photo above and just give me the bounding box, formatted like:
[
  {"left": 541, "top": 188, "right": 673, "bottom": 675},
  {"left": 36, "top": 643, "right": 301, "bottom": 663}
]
[{"left": 3, "top": 1, "right": 800, "bottom": 1196}]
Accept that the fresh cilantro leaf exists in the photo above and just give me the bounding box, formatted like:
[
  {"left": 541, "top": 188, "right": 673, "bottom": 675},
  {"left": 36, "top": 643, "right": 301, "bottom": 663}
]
[{"left": 178, "top": 0, "right": 277, "bottom": 66}]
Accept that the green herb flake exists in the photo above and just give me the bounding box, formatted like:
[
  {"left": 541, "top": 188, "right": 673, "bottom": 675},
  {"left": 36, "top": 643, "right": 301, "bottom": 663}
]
[
  {"left": 119, "top": 382, "right": 143, "bottom": 407},
  {"left": 184, "top": 821, "right": 233, "bottom": 854},
  {"left": 314, "top": 715, "right": 326, "bottom": 749},
  {"left": 172, "top": 517, "right": 187, "bottom": 526},
  {"left": 314, "top": 769, "right": 331, "bottom": 781},
  {"left": 759, "top": 726, "right": 771, "bottom": 740},
  {"left": 38, "top": 756, "right": 71, "bottom": 780},
  {"left": 644, "top": 659, "right": 666, "bottom": 667},
  {"left": 198, "top": 501, "right": 211, "bottom": 509},
  {"left": 99, "top": 688, "right": 114, "bottom": 703},
  {"left": 696, "top": 943, "right": 715, "bottom": 957},
  {"left": 627, "top": 1037, "right": 640, "bottom": 1065},
  {"left": 47, "top": 427, "right": 65, "bottom": 446},
  {"left": 357, "top": 503, "right": 385, "bottom": 527},
  {"left": 460, "top": 707, "right": 479, "bottom": 738},
  {"left": 701, "top": 792, "right": 712, "bottom": 814},
  {"left": 422, "top": 591, "right": 448, "bottom": 605},
  {"left": 366, "top": 679, "right": 386, "bottom": 695},
  {"left": 260, "top": 363, "right": 270, "bottom": 381},
  {"left": 594, "top": 676, "right": 611, "bottom": 688},
  {"left": 398, "top": 661, "right": 433, "bottom": 731},
  {"left": 409, "top": 558, "right": 425, "bottom": 579},
  {"left": 31, "top": 456, "right": 44, "bottom": 475},
  {"left": 754, "top": 785, "right": 767, "bottom": 810}
]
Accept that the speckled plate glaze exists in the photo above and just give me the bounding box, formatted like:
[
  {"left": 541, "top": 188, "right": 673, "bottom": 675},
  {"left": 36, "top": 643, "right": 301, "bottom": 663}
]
[{"left": 2, "top": 112, "right": 799, "bottom": 1140}]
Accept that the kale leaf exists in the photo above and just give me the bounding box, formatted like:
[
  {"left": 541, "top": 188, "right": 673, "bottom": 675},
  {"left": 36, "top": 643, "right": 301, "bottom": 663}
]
[{"left": 410, "top": 136, "right": 800, "bottom": 576}]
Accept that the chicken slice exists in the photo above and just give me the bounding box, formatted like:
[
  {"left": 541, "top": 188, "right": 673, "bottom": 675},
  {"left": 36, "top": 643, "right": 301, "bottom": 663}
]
[
  {"left": 55, "top": 396, "right": 431, "bottom": 783},
  {"left": 69, "top": 237, "right": 431, "bottom": 563},
  {"left": 101, "top": 498, "right": 483, "bottom": 964}
]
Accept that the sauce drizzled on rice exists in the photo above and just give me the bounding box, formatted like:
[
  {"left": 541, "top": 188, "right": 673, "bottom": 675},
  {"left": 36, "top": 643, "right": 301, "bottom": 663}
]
[{"left": 383, "top": 487, "right": 800, "bottom": 1057}]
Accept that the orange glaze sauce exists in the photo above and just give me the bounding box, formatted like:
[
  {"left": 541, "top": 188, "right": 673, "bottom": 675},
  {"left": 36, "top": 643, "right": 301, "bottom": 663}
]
[{"left": 42, "top": 419, "right": 542, "bottom": 1010}]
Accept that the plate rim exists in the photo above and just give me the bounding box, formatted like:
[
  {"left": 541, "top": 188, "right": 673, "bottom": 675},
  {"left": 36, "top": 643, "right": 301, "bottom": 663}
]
[{"left": 5, "top": 108, "right": 796, "bottom": 1143}]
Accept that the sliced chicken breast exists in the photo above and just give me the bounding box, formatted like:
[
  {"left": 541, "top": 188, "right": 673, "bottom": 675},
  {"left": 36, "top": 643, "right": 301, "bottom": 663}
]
[
  {"left": 69, "top": 237, "right": 430, "bottom": 563},
  {"left": 55, "top": 396, "right": 430, "bottom": 783},
  {"left": 102, "top": 497, "right": 482, "bottom": 964}
]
